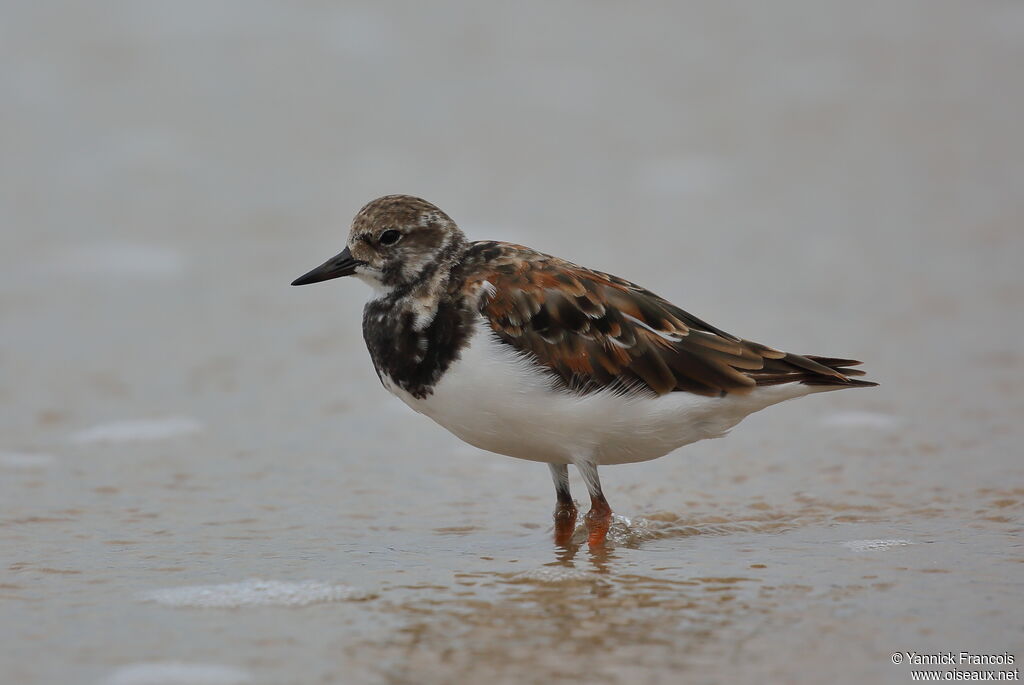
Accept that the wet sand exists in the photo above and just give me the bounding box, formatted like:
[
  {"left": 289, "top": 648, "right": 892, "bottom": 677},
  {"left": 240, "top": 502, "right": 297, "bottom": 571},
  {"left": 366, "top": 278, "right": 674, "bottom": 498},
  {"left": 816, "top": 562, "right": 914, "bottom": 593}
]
[{"left": 2, "top": 2, "right": 1022, "bottom": 684}]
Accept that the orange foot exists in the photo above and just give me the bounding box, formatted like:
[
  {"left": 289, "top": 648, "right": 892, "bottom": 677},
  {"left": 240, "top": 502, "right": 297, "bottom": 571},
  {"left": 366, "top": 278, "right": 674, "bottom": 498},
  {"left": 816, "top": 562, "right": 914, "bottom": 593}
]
[
  {"left": 553, "top": 502, "right": 578, "bottom": 546},
  {"left": 584, "top": 495, "right": 612, "bottom": 547}
]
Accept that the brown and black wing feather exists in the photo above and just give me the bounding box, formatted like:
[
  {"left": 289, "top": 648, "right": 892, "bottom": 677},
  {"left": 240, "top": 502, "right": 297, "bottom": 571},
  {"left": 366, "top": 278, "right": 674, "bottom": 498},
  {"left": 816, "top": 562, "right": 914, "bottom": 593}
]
[{"left": 460, "top": 242, "right": 876, "bottom": 397}]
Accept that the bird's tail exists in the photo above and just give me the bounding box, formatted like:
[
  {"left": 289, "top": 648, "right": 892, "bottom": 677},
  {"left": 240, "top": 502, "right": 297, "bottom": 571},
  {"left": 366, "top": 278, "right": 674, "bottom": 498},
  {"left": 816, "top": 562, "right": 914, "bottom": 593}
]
[
  {"left": 796, "top": 355, "right": 877, "bottom": 388},
  {"left": 746, "top": 353, "right": 878, "bottom": 389}
]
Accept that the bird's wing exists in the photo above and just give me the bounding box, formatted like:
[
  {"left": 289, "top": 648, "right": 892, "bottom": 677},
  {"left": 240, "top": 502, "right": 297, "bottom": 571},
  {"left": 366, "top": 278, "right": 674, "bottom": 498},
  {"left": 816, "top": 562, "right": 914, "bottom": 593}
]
[{"left": 459, "top": 242, "right": 868, "bottom": 397}]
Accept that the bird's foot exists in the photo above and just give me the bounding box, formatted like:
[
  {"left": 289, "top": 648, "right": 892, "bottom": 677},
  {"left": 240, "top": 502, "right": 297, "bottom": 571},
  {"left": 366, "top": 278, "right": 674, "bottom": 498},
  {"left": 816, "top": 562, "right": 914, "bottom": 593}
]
[
  {"left": 584, "top": 498, "right": 612, "bottom": 547},
  {"left": 553, "top": 502, "right": 578, "bottom": 546}
]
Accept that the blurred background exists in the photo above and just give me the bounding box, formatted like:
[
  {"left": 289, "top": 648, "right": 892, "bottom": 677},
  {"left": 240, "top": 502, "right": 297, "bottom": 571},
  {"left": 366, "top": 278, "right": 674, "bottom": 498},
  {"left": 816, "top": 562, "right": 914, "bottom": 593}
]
[{"left": 2, "top": 2, "right": 1022, "bottom": 684}]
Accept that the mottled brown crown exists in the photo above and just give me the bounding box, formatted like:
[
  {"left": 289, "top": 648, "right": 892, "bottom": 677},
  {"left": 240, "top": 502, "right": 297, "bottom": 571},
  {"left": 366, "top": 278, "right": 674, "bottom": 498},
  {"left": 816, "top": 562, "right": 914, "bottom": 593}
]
[{"left": 352, "top": 195, "right": 456, "bottom": 236}]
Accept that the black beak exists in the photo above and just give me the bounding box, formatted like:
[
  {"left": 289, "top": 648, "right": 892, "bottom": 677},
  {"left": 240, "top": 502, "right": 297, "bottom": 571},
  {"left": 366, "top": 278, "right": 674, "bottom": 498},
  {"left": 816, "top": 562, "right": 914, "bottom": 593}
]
[{"left": 291, "top": 246, "right": 365, "bottom": 286}]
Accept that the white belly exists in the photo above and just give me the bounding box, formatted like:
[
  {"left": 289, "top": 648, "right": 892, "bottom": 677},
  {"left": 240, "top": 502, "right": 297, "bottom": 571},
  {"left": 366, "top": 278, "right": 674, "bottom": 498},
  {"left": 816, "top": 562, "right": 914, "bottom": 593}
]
[{"left": 383, "top": 320, "right": 820, "bottom": 465}]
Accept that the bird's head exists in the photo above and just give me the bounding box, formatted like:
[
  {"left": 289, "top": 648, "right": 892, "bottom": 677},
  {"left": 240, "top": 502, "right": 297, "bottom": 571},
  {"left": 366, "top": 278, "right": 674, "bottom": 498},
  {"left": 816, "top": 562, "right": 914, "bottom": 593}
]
[{"left": 291, "top": 195, "right": 467, "bottom": 295}]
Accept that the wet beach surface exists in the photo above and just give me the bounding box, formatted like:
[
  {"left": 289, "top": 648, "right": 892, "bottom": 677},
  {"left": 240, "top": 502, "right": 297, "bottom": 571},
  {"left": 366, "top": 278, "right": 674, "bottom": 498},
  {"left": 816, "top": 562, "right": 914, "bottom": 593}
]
[{"left": 2, "top": 2, "right": 1023, "bottom": 683}]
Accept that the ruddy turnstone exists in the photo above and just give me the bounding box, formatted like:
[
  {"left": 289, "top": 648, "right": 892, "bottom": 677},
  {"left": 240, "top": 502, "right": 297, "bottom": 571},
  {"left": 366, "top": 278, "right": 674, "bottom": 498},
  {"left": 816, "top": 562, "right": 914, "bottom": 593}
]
[{"left": 292, "top": 195, "right": 876, "bottom": 546}]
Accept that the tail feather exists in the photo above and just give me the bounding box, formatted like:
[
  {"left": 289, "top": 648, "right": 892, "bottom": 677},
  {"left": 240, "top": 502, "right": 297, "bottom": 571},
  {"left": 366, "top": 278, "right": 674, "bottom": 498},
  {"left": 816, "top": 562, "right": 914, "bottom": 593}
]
[
  {"left": 804, "top": 355, "right": 864, "bottom": 368},
  {"left": 802, "top": 376, "right": 878, "bottom": 388},
  {"left": 745, "top": 353, "right": 877, "bottom": 389}
]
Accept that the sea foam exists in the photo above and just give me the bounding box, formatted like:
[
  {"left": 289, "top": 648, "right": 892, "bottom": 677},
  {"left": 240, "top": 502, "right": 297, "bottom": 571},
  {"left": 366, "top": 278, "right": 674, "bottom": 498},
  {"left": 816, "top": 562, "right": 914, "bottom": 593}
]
[
  {"left": 102, "top": 662, "right": 250, "bottom": 685},
  {"left": 0, "top": 450, "right": 56, "bottom": 469},
  {"left": 140, "top": 578, "right": 374, "bottom": 608},
  {"left": 71, "top": 418, "right": 202, "bottom": 444},
  {"left": 841, "top": 539, "right": 913, "bottom": 552}
]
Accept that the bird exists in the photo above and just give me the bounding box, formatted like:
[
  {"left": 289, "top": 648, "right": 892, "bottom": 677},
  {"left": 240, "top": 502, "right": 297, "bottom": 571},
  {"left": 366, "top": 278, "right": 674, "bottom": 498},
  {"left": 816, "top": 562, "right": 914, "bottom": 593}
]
[{"left": 292, "top": 195, "right": 876, "bottom": 547}]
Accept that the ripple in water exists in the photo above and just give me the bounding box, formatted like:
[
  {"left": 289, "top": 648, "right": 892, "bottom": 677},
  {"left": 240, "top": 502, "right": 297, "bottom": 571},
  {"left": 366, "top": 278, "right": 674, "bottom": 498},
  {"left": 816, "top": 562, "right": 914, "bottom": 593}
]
[
  {"left": 511, "top": 567, "right": 593, "bottom": 583},
  {"left": 631, "top": 511, "right": 798, "bottom": 539},
  {"left": 552, "top": 513, "right": 658, "bottom": 547},
  {"left": 0, "top": 450, "right": 56, "bottom": 469},
  {"left": 841, "top": 539, "right": 913, "bottom": 552},
  {"left": 71, "top": 418, "right": 202, "bottom": 444},
  {"left": 553, "top": 511, "right": 803, "bottom": 548},
  {"left": 102, "top": 662, "right": 250, "bottom": 685},
  {"left": 140, "top": 579, "right": 374, "bottom": 608}
]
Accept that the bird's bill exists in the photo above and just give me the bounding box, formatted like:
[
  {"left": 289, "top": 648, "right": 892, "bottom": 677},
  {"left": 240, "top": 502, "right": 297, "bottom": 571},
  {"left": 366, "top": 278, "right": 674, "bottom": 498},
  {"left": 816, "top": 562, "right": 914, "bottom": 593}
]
[{"left": 291, "top": 246, "right": 365, "bottom": 285}]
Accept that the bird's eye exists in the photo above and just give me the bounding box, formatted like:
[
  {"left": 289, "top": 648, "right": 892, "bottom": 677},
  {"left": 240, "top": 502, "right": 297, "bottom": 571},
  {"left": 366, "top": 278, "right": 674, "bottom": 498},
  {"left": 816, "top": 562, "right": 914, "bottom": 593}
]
[{"left": 378, "top": 229, "right": 402, "bottom": 246}]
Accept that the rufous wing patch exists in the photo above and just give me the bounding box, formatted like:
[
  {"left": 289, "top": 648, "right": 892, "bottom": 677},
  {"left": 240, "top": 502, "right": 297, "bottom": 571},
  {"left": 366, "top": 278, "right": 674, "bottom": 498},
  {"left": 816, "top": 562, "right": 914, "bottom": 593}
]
[{"left": 459, "top": 242, "right": 871, "bottom": 396}]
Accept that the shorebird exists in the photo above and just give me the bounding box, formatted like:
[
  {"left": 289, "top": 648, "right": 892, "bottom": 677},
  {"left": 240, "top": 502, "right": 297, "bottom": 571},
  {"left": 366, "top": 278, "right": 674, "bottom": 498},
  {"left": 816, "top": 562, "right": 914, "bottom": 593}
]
[{"left": 292, "top": 195, "right": 875, "bottom": 546}]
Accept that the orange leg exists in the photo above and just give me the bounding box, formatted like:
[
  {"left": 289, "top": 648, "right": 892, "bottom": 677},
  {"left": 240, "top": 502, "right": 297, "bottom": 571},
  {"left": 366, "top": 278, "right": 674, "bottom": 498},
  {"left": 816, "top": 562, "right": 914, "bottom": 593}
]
[
  {"left": 553, "top": 499, "right": 578, "bottom": 546},
  {"left": 575, "top": 460, "right": 612, "bottom": 547},
  {"left": 549, "top": 464, "right": 578, "bottom": 545},
  {"left": 584, "top": 492, "right": 612, "bottom": 547}
]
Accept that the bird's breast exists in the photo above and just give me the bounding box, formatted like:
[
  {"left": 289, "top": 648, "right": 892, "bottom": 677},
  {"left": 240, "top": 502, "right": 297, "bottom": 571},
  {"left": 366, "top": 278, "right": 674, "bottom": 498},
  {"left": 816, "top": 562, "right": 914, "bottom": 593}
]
[{"left": 362, "top": 295, "right": 475, "bottom": 400}]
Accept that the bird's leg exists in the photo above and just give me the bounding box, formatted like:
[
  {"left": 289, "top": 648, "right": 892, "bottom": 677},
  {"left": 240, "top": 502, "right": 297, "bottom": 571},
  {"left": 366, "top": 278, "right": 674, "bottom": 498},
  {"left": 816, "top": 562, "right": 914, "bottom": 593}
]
[
  {"left": 549, "top": 463, "right": 577, "bottom": 545},
  {"left": 576, "top": 460, "right": 612, "bottom": 547}
]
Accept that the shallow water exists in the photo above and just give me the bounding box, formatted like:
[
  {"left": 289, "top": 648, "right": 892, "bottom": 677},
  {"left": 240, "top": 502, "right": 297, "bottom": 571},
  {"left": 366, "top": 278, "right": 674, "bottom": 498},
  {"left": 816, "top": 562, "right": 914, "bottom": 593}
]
[{"left": 2, "top": 2, "right": 1023, "bottom": 684}]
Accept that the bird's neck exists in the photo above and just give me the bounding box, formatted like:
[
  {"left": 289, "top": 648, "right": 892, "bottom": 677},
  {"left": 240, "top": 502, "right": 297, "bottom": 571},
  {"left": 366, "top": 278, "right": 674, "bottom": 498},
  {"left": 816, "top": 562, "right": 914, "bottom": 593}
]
[
  {"left": 373, "top": 240, "right": 469, "bottom": 331},
  {"left": 361, "top": 261, "right": 475, "bottom": 400}
]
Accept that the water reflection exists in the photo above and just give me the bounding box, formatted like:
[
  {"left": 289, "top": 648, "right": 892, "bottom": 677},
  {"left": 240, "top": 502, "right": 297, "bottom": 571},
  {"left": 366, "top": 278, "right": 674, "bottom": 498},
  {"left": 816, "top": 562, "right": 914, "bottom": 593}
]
[
  {"left": 359, "top": 522, "right": 764, "bottom": 683},
  {"left": 353, "top": 511, "right": 789, "bottom": 681},
  {"left": 352, "top": 490, "right": 1024, "bottom": 682}
]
